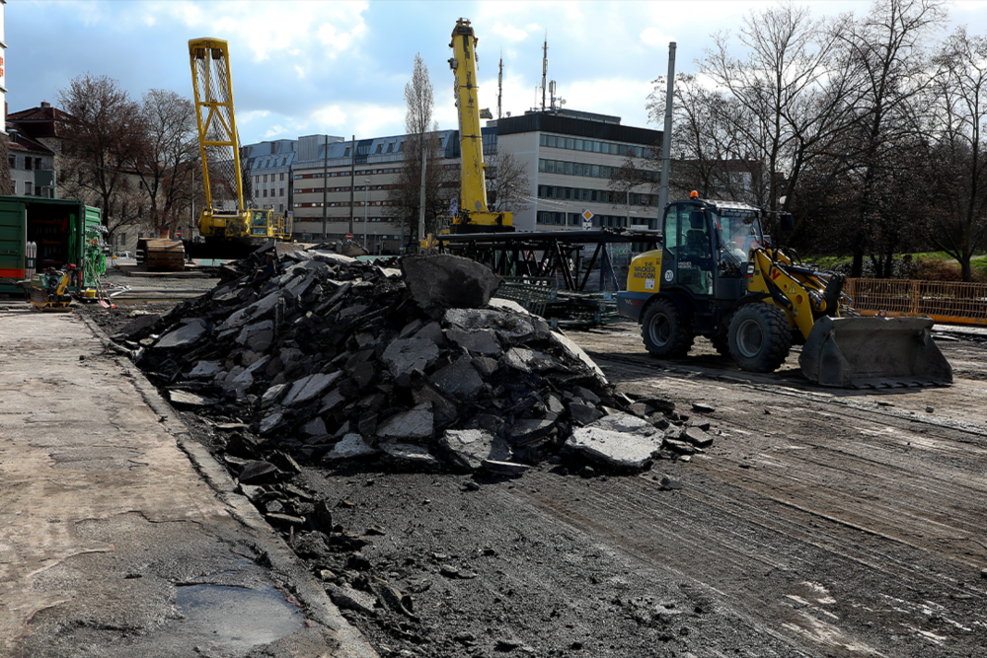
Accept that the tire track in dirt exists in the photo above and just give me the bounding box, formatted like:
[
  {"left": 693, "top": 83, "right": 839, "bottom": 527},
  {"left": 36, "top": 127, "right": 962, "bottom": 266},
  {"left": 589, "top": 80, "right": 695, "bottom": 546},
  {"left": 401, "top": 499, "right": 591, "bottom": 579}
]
[{"left": 504, "top": 331, "right": 987, "bottom": 656}]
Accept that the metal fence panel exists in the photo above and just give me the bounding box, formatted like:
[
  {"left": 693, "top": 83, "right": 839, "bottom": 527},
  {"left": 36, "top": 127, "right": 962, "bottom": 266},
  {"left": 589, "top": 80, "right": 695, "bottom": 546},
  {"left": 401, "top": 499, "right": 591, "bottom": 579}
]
[{"left": 846, "top": 278, "right": 987, "bottom": 326}]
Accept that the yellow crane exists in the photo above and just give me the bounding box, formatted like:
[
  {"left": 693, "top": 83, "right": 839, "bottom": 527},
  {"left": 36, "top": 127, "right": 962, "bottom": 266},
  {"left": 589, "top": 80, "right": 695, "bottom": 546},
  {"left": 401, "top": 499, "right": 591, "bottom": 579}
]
[
  {"left": 188, "top": 38, "right": 291, "bottom": 254},
  {"left": 447, "top": 19, "right": 512, "bottom": 233}
]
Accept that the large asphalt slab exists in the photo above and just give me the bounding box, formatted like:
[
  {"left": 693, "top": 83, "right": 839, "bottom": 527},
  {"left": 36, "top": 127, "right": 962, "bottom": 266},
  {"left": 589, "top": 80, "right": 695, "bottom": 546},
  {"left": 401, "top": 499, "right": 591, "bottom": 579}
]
[{"left": 0, "top": 306, "right": 377, "bottom": 658}]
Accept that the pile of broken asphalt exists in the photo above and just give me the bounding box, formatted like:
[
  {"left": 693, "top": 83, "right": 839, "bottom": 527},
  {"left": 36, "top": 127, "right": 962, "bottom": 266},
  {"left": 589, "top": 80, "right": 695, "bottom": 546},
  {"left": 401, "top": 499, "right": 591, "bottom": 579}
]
[{"left": 113, "top": 246, "right": 716, "bottom": 485}]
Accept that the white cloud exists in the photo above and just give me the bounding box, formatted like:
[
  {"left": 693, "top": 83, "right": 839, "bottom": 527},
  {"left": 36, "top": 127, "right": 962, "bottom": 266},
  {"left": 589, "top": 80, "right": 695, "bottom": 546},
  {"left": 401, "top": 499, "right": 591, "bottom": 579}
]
[
  {"left": 350, "top": 105, "right": 407, "bottom": 138},
  {"left": 154, "top": 1, "right": 369, "bottom": 63},
  {"left": 492, "top": 22, "right": 530, "bottom": 43},
  {"left": 640, "top": 26, "right": 674, "bottom": 48},
  {"left": 311, "top": 105, "right": 349, "bottom": 128},
  {"left": 318, "top": 21, "right": 368, "bottom": 59},
  {"left": 239, "top": 109, "right": 272, "bottom": 123},
  {"left": 263, "top": 124, "right": 290, "bottom": 139},
  {"left": 558, "top": 78, "right": 655, "bottom": 128},
  {"left": 294, "top": 103, "right": 405, "bottom": 139}
]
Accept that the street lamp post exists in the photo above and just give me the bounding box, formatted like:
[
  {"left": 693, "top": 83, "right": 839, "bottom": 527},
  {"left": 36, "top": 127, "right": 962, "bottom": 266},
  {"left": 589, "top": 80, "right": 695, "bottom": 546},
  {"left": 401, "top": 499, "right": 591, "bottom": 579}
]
[{"left": 363, "top": 179, "right": 370, "bottom": 250}]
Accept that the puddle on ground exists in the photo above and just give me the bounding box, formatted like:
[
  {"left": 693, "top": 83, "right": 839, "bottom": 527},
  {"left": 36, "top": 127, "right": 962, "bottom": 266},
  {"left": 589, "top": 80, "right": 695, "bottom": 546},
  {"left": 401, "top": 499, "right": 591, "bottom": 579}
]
[{"left": 175, "top": 583, "right": 306, "bottom": 651}]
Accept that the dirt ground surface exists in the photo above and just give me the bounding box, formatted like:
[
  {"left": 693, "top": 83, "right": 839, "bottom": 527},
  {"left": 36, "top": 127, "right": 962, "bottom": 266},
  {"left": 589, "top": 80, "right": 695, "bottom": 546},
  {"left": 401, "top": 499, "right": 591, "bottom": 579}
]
[{"left": 81, "top": 279, "right": 987, "bottom": 658}]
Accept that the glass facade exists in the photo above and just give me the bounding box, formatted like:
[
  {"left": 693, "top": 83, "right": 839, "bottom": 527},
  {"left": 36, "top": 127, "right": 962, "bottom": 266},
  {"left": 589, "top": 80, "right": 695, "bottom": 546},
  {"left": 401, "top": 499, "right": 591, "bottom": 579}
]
[{"left": 539, "top": 133, "right": 649, "bottom": 158}]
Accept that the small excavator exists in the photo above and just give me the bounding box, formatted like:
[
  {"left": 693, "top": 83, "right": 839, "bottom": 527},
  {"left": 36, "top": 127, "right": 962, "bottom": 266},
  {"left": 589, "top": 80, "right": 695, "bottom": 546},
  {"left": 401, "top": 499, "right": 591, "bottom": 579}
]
[{"left": 616, "top": 195, "right": 952, "bottom": 388}]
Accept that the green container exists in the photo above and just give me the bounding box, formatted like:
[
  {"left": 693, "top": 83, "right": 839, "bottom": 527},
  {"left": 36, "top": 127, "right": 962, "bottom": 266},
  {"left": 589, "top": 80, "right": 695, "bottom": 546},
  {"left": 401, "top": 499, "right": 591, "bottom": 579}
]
[{"left": 0, "top": 196, "right": 102, "bottom": 294}]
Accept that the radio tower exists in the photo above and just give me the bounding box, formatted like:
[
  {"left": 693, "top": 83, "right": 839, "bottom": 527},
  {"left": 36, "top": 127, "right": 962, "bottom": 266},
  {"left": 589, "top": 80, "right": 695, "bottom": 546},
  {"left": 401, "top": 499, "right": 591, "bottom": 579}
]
[
  {"left": 541, "top": 33, "right": 548, "bottom": 111},
  {"left": 498, "top": 53, "right": 504, "bottom": 120}
]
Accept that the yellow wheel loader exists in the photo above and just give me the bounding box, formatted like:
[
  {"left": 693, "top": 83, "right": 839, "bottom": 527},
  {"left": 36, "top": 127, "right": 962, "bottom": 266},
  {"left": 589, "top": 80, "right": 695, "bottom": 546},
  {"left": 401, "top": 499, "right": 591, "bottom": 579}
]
[{"left": 615, "top": 197, "right": 952, "bottom": 388}]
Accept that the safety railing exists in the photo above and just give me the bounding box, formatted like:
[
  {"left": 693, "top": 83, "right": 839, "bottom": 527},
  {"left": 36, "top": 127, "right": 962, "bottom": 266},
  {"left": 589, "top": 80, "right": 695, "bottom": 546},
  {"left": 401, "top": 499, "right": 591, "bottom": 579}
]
[{"left": 846, "top": 278, "right": 987, "bottom": 326}]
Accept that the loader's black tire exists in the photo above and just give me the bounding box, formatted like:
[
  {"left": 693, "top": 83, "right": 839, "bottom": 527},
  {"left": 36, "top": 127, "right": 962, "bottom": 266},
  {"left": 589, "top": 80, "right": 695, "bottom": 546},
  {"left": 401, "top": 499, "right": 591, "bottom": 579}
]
[
  {"left": 642, "top": 299, "right": 694, "bottom": 358},
  {"left": 709, "top": 313, "right": 734, "bottom": 356},
  {"left": 728, "top": 304, "right": 792, "bottom": 373}
]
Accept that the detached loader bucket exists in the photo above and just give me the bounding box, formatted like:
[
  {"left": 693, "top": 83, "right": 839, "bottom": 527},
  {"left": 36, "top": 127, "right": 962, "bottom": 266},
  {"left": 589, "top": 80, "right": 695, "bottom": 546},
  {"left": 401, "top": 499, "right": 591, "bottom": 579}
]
[{"left": 799, "top": 316, "right": 952, "bottom": 388}]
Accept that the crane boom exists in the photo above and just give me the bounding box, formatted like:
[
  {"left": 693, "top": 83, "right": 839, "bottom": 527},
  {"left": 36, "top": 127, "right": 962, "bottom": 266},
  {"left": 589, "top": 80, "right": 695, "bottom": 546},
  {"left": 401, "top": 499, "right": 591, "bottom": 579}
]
[
  {"left": 448, "top": 19, "right": 512, "bottom": 232},
  {"left": 188, "top": 38, "right": 291, "bottom": 246},
  {"left": 189, "top": 39, "right": 244, "bottom": 222}
]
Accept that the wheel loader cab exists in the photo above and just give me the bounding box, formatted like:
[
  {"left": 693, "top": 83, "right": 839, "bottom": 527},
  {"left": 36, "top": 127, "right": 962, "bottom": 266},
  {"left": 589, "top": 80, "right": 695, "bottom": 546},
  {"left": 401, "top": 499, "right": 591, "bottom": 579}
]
[
  {"left": 662, "top": 201, "right": 760, "bottom": 300},
  {"left": 663, "top": 203, "right": 714, "bottom": 296}
]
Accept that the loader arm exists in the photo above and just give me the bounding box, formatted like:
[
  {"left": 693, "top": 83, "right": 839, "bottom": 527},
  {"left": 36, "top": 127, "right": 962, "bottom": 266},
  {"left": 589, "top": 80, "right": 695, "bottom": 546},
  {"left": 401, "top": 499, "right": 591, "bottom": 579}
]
[{"left": 746, "top": 247, "right": 833, "bottom": 340}]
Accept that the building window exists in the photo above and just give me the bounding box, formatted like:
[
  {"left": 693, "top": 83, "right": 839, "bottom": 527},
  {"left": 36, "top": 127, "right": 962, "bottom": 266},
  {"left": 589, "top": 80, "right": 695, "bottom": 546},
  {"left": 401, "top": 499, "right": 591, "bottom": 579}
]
[
  {"left": 24, "top": 181, "right": 33, "bottom": 195},
  {"left": 24, "top": 158, "right": 32, "bottom": 171},
  {"left": 280, "top": 188, "right": 284, "bottom": 196},
  {"left": 280, "top": 173, "right": 285, "bottom": 181},
  {"left": 537, "top": 210, "right": 566, "bottom": 225}
]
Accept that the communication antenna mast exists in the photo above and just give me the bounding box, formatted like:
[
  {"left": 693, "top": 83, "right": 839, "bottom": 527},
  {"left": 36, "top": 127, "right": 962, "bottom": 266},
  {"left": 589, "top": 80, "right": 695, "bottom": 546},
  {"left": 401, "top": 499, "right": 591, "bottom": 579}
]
[
  {"left": 549, "top": 80, "right": 565, "bottom": 111},
  {"left": 498, "top": 53, "right": 504, "bottom": 120},
  {"left": 541, "top": 33, "right": 548, "bottom": 111}
]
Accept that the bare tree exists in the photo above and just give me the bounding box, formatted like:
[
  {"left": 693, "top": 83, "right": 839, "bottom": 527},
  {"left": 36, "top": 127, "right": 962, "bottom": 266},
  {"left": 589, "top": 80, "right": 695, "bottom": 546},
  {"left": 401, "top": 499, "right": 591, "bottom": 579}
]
[
  {"left": 926, "top": 27, "right": 987, "bottom": 280},
  {"left": 644, "top": 74, "right": 759, "bottom": 204},
  {"left": 387, "top": 54, "right": 450, "bottom": 245},
  {"left": 702, "top": 3, "right": 840, "bottom": 212},
  {"left": 829, "top": 0, "right": 947, "bottom": 276},
  {"left": 487, "top": 152, "right": 530, "bottom": 214},
  {"left": 133, "top": 89, "right": 200, "bottom": 236},
  {"left": 57, "top": 73, "right": 147, "bottom": 239}
]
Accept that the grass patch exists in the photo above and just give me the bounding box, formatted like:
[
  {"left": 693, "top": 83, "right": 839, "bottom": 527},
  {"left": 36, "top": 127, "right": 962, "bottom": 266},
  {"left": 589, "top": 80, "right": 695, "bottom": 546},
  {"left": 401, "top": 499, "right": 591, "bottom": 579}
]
[{"left": 804, "top": 254, "right": 847, "bottom": 268}]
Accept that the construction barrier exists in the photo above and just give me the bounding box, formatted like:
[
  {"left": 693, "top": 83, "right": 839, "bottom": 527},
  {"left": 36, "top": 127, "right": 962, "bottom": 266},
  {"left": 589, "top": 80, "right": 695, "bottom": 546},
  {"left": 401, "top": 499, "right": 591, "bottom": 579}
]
[{"left": 846, "top": 278, "right": 987, "bottom": 326}]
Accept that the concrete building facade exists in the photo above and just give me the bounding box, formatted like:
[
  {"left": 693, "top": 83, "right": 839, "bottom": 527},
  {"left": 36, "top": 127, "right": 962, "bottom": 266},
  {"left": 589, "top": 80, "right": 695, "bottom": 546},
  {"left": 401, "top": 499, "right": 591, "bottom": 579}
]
[
  {"left": 495, "top": 109, "right": 663, "bottom": 233},
  {"left": 242, "top": 139, "right": 302, "bottom": 216},
  {"left": 290, "top": 131, "right": 465, "bottom": 253},
  {"left": 6, "top": 102, "right": 65, "bottom": 198},
  {"left": 7, "top": 131, "right": 55, "bottom": 197}
]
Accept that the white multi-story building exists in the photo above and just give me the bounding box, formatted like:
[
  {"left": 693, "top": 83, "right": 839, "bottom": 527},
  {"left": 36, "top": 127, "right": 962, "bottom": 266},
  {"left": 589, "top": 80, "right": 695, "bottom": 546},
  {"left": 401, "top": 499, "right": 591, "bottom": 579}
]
[
  {"left": 276, "top": 109, "right": 662, "bottom": 250},
  {"left": 495, "top": 109, "right": 663, "bottom": 232},
  {"left": 290, "top": 131, "right": 466, "bottom": 253},
  {"left": 242, "top": 139, "right": 307, "bottom": 216}
]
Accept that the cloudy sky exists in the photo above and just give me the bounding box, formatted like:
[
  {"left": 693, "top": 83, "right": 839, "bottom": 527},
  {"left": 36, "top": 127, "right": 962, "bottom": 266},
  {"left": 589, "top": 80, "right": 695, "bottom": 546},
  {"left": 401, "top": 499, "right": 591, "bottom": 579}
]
[{"left": 6, "top": 1, "right": 987, "bottom": 145}]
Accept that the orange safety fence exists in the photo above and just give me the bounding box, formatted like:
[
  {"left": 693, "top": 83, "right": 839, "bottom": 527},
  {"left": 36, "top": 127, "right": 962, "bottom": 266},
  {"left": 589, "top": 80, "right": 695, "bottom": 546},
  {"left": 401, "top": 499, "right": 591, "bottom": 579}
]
[{"left": 846, "top": 278, "right": 987, "bottom": 326}]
